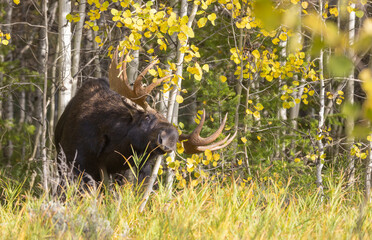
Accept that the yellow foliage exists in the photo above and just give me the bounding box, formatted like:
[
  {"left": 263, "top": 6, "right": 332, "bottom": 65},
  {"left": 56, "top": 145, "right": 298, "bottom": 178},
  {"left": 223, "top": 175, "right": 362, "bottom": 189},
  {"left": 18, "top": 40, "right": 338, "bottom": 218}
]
[
  {"left": 198, "top": 17, "right": 208, "bottom": 28},
  {"left": 208, "top": 13, "right": 217, "bottom": 25},
  {"left": 176, "top": 95, "right": 184, "bottom": 104},
  {"left": 220, "top": 75, "right": 227, "bottom": 83}
]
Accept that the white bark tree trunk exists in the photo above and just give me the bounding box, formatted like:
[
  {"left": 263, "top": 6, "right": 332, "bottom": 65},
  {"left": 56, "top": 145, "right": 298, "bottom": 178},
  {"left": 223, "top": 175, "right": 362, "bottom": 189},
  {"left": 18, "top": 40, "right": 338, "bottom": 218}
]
[
  {"left": 58, "top": 0, "right": 73, "bottom": 119},
  {"left": 366, "top": 133, "right": 372, "bottom": 202},
  {"left": 165, "top": 1, "right": 198, "bottom": 191},
  {"left": 346, "top": 2, "right": 356, "bottom": 187},
  {"left": 3, "top": 0, "right": 14, "bottom": 165},
  {"left": 71, "top": 0, "right": 86, "bottom": 95},
  {"left": 316, "top": 0, "right": 325, "bottom": 198},
  {"left": 40, "top": 0, "right": 50, "bottom": 191}
]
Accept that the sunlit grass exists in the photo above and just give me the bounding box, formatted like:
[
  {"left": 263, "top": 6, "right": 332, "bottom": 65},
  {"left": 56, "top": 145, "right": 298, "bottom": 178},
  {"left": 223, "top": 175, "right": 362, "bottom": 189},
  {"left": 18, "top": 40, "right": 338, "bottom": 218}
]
[{"left": 1, "top": 176, "right": 372, "bottom": 239}]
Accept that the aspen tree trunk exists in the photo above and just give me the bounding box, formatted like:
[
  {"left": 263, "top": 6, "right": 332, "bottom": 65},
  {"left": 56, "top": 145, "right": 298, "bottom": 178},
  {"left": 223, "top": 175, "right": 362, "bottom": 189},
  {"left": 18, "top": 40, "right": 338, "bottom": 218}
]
[
  {"left": 244, "top": 74, "right": 252, "bottom": 175},
  {"left": 346, "top": 2, "right": 356, "bottom": 187},
  {"left": 366, "top": 133, "right": 372, "bottom": 202},
  {"left": 317, "top": 49, "right": 325, "bottom": 196},
  {"left": 235, "top": 28, "right": 249, "bottom": 173},
  {"left": 289, "top": 5, "right": 303, "bottom": 156},
  {"left": 58, "top": 0, "right": 73, "bottom": 119},
  {"left": 161, "top": 0, "right": 180, "bottom": 193},
  {"left": 164, "top": 1, "right": 198, "bottom": 191},
  {"left": 127, "top": 50, "right": 139, "bottom": 84},
  {"left": 3, "top": 0, "right": 14, "bottom": 165},
  {"left": 49, "top": 43, "right": 59, "bottom": 154},
  {"left": 276, "top": 39, "right": 287, "bottom": 160},
  {"left": 40, "top": 0, "right": 49, "bottom": 191},
  {"left": 316, "top": 0, "right": 325, "bottom": 197},
  {"left": 71, "top": 0, "right": 86, "bottom": 95}
]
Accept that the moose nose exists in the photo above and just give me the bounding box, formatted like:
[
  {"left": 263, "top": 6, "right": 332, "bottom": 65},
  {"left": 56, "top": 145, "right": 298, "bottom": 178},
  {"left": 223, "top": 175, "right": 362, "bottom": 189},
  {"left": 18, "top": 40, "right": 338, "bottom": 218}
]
[{"left": 157, "top": 131, "right": 177, "bottom": 153}]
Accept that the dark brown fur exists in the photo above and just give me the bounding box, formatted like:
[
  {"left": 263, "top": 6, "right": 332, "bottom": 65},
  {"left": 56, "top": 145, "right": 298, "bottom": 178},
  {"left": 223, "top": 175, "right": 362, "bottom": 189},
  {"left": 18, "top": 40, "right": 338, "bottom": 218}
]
[{"left": 55, "top": 78, "right": 178, "bottom": 183}]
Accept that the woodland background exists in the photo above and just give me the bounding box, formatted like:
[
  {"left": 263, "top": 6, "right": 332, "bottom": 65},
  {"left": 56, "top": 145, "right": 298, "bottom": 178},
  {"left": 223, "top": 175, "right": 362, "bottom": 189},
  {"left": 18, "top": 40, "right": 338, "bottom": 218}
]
[
  {"left": 2, "top": 0, "right": 372, "bottom": 238},
  {"left": 1, "top": 0, "right": 372, "bottom": 219}
]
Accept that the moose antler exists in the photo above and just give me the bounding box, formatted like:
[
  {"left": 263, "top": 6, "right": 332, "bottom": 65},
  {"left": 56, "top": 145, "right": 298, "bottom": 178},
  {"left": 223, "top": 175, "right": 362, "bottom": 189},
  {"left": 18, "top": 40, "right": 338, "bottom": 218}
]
[
  {"left": 179, "top": 110, "right": 237, "bottom": 154},
  {"left": 109, "top": 47, "right": 172, "bottom": 113}
]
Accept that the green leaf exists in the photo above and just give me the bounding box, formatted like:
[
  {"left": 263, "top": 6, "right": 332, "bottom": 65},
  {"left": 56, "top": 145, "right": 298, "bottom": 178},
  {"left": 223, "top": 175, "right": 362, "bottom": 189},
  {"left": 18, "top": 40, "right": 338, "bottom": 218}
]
[
  {"left": 356, "top": 10, "right": 364, "bottom": 18},
  {"left": 253, "top": 0, "right": 281, "bottom": 31},
  {"left": 341, "top": 102, "right": 360, "bottom": 120},
  {"left": 327, "top": 55, "right": 353, "bottom": 77}
]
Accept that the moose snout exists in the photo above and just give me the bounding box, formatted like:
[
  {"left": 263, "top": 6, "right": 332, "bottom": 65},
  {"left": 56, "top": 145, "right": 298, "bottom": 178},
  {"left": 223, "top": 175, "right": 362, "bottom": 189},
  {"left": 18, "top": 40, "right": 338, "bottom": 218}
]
[{"left": 157, "top": 130, "right": 178, "bottom": 153}]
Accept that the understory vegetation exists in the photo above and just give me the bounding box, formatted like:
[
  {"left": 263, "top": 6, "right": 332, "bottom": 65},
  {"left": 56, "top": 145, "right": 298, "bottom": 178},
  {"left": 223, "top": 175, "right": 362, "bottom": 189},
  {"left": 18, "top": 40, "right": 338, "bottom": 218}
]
[{"left": 1, "top": 174, "right": 372, "bottom": 239}]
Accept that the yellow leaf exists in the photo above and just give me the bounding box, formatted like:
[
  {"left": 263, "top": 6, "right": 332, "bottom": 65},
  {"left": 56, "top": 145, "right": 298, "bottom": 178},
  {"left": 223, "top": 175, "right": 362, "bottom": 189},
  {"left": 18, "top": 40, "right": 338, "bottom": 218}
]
[
  {"left": 2, "top": 39, "right": 9, "bottom": 45},
  {"left": 148, "top": 69, "right": 157, "bottom": 76},
  {"left": 272, "top": 38, "right": 280, "bottom": 45},
  {"left": 255, "top": 103, "right": 264, "bottom": 111},
  {"left": 238, "top": 159, "right": 243, "bottom": 165},
  {"left": 144, "top": 31, "right": 152, "bottom": 38},
  {"left": 279, "top": 33, "right": 287, "bottom": 41},
  {"left": 308, "top": 90, "right": 314, "bottom": 96},
  {"left": 220, "top": 75, "right": 227, "bottom": 82},
  {"left": 265, "top": 75, "right": 273, "bottom": 82},
  {"left": 197, "top": 17, "right": 208, "bottom": 28},
  {"left": 202, "top": 64, "right": 209, "bottom": 72},
  {"left": 329, "top": 7, "right": 338, "bottom": 17},
  {"left": 166, "top": 156, "right": 173, "bottom": 163},
  {"left": 66, "top": 13, "right": 73, "bottom": 21},
  {"left": 207, "top": 13, "right": 216, "bottom": 26},
  {"left": 212, "top": 161, "right": 218, "bottom": 167},
  {"left": 252, "top": 49, "right": 260, "bottom": 59},
  {"left": 111, "top": 9, "right": 118, "bottom": 15},
  {"left": 176, "top": 95, "right": 184, "bottom": 103},
  {"left": 367, "top": 135, "right": 372, "bottom": 142},
  {"left": 177, "top": 142, "right": 184, "bottom": 154},
  {"left": 301, "top": 1, "right": 308, "bottom": 9},
  {"left": 294, "top": 158, "right": 300, "bottom": 163},
  {"left": 180, "top": 24, "right": 194, "bottom": 38},
  {"left": 178, "top": 32, "right": 187, "bottom": 43},
  {"left": 253, "top": 111, "right": 260, "bottom": 119},
  {"left": 92, "top": 25, "right": 99, "bottom": 31},
  {"left": 257, "top": 136, "right": 261, "bottom": 141},
  {"left": 205, "top": 149, "right": 212, "bottom": 161},
  {"left": 213, "top": 153, "right": 220, "bottom": 161},
  {"left": 124, "top": 18, "right": 132, "bottom": 25},
  {"left": 13, "top": 0, "right": 20, "bottom": 4},
  {"left": 94, "top": 36, "right": 101, "bottom": 43},
  {"left": 241, "top": 137, "right": 247, "bottom": 143}
]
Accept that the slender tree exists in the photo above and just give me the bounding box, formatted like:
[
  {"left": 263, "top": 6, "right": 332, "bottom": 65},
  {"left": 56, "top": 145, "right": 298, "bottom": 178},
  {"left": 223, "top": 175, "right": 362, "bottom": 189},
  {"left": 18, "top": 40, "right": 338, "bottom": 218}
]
[
  {"left": 58, "top": 0, "right": 73, "bottom": 118},
  {"left": 346, "top": 1, "right": 356, "bottom": 187}
]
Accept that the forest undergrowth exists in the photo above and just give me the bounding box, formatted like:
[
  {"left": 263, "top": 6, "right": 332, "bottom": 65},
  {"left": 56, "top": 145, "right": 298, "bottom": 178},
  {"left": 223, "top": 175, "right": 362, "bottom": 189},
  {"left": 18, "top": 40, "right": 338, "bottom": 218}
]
[{"left": 1, "top": 169, "right": 371, "bottom": 240}]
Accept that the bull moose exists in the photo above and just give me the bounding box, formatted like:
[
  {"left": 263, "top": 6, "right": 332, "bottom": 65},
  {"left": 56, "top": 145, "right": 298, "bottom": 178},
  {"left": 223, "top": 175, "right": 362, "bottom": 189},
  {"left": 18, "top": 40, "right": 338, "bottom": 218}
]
[{"left": 55, "top": 48, "right": 236, "bottom": 185}]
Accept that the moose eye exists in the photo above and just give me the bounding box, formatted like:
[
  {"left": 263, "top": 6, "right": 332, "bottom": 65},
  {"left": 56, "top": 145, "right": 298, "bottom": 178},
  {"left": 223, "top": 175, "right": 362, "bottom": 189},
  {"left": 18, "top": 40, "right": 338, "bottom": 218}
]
[{"left": 144, "top": 115, "right": 151, "bottom": 122}]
